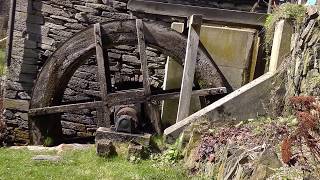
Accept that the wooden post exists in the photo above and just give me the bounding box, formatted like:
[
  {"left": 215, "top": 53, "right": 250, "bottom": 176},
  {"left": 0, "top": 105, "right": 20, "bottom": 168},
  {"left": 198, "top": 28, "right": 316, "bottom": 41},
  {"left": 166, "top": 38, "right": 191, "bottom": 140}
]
[
  {"left": 136, "top": 19, "right": 151, "bottom": 95},
  {"left": 176, "top": 15, "right": 202, "bottom": 123},
  {"left": 136, "top": 19, "right": 162, "bottom": 134},
  {"left": 94, "top": 23, "right": 111, "bottom": 127},
  {"left": 269, "top": 20, "right": 285, "bottom": 73}
]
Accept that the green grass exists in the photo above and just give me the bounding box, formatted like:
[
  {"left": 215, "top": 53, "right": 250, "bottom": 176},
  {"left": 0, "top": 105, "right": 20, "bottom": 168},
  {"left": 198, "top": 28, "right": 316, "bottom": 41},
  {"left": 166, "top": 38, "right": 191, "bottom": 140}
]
[
  {"left": 0, "top": 48, "right": 5, "bottom": 76},
  {"left": 0, "top": 147, "right": 187, "bottom": 180}
]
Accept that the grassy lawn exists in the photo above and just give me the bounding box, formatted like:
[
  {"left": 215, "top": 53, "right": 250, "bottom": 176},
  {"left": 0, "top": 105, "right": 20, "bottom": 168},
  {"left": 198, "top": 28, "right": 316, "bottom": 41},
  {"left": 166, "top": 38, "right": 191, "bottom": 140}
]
[{"left": 0, "top": 147, "right": 187, "bottom": 180}]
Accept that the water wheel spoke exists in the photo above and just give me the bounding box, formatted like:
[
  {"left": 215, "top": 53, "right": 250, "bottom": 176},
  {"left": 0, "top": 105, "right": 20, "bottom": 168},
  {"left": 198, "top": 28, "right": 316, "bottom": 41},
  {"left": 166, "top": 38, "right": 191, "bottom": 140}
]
[
  {"left": 136, "top": 19, "right": 162, "bottom": 134},
  {"left": 94, "top": 23, "right": 112, "bottom": 127}
]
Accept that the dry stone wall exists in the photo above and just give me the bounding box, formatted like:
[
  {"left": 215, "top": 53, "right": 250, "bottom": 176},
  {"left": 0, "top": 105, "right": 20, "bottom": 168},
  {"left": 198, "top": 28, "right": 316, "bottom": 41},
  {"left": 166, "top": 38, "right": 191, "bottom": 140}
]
[{"left": 286, "top": 15, "right": 320, "bottom": 98}]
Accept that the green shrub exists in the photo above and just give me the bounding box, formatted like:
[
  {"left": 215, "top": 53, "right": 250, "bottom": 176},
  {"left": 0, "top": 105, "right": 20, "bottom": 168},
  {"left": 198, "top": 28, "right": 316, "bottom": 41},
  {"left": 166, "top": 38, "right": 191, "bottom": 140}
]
[{"left": 264, "top": 3, "right": 306, "bottom": 50}]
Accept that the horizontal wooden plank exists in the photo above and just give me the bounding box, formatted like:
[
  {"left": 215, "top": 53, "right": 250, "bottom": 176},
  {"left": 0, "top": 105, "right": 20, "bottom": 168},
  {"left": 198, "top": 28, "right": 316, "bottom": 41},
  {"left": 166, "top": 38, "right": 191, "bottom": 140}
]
[
  {"left": 29, "top": 87, "right": 227, "bottom": 116},
  {"left": 107, "top": 89, "right": 146, "bottom": 106},
  {"left": 128, "top": 0, "right": 267, "bottom": 26},
  {"left": 152, "top": 87, "right": 226, "bottom": 101},
  {"left": 29, "top": 101, "right": 102, "bottom": 116}
]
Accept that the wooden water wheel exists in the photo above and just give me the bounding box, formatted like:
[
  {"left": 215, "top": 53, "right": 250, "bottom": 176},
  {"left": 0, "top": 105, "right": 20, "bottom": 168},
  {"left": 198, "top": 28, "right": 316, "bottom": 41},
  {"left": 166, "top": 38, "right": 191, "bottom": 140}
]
[{"left": 28, "top": 19, "right": 228, "bottom": 145}]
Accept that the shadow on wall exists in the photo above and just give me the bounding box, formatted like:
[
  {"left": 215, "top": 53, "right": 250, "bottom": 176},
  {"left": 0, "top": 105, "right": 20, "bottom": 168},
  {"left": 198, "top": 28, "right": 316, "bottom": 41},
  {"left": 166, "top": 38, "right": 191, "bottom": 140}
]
[
  {"left": 4, "top": 0, "right": 45, "bottom": 144},
  {"left": 13, "top": 0, "right": 42, "bottom": 98}
]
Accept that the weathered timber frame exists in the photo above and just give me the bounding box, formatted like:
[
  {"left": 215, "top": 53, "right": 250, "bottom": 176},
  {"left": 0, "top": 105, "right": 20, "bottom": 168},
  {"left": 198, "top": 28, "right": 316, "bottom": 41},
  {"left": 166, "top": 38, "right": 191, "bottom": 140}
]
[{"left": 28, "top": 20, "right": 229, "bottom": 145}]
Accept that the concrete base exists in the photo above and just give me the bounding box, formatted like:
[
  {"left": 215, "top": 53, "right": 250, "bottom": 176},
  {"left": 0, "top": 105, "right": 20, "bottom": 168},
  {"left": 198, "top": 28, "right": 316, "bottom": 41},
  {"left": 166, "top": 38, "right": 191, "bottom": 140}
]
[
  {"left": 161, "top": 22, "right": 201, "bottom": 127},
  {"left": 200, "top": 25, "right": 257, "bottom": 89},
  {"left": 164, "top": 72, "right": 276, "bottom": 141},
  {"left": 161, "top": 58, "right": 201, "bottom": 127},
  {"left": 95, "top": 127, "right": 151, "bottom": 146}
]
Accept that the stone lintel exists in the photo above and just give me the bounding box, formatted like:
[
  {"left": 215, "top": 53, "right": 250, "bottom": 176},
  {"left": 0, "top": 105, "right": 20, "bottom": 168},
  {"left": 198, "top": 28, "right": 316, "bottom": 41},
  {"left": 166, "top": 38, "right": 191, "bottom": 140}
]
[
  {"left": 4, "top": 98, "right": 30, "bottom": 112},
  {"left": 95, "top": 127, "right": 151, "bottom": 146}
]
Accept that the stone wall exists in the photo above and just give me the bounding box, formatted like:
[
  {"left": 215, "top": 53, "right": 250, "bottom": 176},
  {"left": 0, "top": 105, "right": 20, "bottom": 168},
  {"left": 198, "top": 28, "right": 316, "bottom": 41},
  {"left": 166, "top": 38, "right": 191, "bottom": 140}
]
[
  {"left": 286, "top": 15, "right": 320, "bottom": 98},
  {"left": 3, "top": 0, "right": 173, "bottom": 144}
]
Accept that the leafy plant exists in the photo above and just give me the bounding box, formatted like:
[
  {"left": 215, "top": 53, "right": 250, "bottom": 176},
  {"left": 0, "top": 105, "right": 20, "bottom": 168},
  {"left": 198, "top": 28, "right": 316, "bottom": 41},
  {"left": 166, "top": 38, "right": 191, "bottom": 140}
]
[
  {"left": 264, "top": 3, "right": 306, "bottom": 54},
  {"left": 152, "top": 134, "right": 184, "bottom": 165},
  {"left": 281, "top": 96, "right": 320, "bottom": 165},
  {"left": 163, "top": 134, "right": 184, "bottom": 163}
]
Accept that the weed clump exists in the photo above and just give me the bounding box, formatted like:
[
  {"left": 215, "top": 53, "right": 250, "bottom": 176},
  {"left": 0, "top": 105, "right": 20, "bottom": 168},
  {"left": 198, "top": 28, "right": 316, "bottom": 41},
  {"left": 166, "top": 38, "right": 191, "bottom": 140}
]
[
  {"left": 281, "top": 96, "right": 320, "bottom": 165},
  {"left": 264, "top": 3, "right": 306, "bottom": 51}
]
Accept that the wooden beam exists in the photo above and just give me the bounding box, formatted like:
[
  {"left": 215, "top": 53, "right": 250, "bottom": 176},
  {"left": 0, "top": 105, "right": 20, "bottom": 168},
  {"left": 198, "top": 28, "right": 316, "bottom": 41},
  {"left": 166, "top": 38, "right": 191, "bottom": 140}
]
[
  {"left": 176, "top": 15, "right": 202, "bottom": 123},
  {"left": 136, "top": 19, "right": 162, "bottom": 134},
  {"left": 29, "top": 101, "right": 102, "bottom": 116},
  {"left": 28, "top": 87, "right": 227, "bottom": 116},
  {"left": 150, "top": 87, "right": 227, "bottom": 101},
  {"left": 127, "top": 0, "right": 267, "bottom": 26},
  {"left": 269, "top": 20, "right": 285, "bottom": 73},
  {"left": 136, "top": 19, "right": 151, "bottom": 95},
  {"left": 107, "top": 89, "right": 145, "bottom": 106},
  {"left": 94, "top": 23, "right": 111, "bottom": 127}
]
